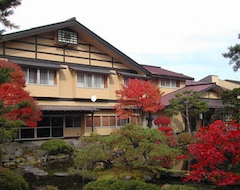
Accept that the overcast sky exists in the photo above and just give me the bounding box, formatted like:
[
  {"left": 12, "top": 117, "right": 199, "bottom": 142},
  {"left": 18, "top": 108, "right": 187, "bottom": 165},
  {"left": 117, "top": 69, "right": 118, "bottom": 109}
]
[{"left": 5, "top": 0, "right": 240, "bottom": 81}]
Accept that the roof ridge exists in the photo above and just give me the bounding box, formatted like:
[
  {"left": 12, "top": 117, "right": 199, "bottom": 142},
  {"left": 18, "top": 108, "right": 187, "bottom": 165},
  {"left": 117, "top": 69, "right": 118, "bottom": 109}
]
[{"left": 186, "top": 82, "right": 216, "bottom": 86}]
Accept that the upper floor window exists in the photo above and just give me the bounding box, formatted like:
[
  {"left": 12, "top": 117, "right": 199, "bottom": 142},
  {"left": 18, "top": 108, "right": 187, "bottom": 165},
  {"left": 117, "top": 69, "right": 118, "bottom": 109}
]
[
  {"left": 161, "top": 79, "right": 180, "bottom": 88},
  {"left": 57, "top": 29, "right": 78, "bottom": 45},
  {"left": 77, "top": 73, "right": 108, "bottom": 89},
  {"left": 23, "top": 67, "right": 57, "bottom": 85}
]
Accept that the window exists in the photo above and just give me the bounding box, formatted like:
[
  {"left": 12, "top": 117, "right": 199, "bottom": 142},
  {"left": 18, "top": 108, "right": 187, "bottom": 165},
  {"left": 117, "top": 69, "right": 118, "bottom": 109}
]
[
  {"left": 23, "top": 67, "right": 57, "bottom": 85},
  {"left": 124, "top": 77, "right": 129, "bottom": 86},
  {"left": 118, "top": 117, "right": 130, "bottom": 126},
  {"left": 160, "top": 79, "right": 180, "bottom": 88},
  {"left": 77, "top": 73, "right": 107, "bottom": 88},
  {"left": 57, "top": 29, "right": 78, "bottom": 45},
  {"left": 86, "top": 115, "right": 139, "bottom": 128},
  {"left": 66, "top": 116, "right": 81, "bottom": 128}
]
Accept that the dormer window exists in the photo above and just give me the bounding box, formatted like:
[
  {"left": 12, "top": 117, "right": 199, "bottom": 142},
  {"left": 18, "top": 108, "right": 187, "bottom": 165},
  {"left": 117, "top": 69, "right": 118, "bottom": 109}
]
[{"left": 57, "top": 29, "right": 78, "bottom": 45}]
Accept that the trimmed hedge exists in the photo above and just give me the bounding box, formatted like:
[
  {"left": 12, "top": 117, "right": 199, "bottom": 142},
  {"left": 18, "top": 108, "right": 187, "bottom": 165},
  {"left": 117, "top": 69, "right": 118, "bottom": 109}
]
[
  {"left": 83, "top": 180, "right": 159, "bottom": 190},
  {"left": 162, "top": 184, "right": 197, "bottom": 190},
  {"left": 41, "top": 139, "right": 73, "bottom": 155},
  {"left": 0, "top": 167, "right": 29, "bottom": 190}
]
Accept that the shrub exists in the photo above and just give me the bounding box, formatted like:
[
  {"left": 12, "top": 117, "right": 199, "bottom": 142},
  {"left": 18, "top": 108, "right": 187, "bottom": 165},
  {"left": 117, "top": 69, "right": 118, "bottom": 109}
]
[
  {"left": 41, "top": 139, "right": 73, "bottom": 155},
  {"left": 154, "top": 116, "right": 171, "bottom": 126},
  {"left": 0, "top": 167, "right": 29, "bottom": 190},
  {"left": 79, "top": 169, "right": 98, "bottom": 181},
  {"left": 161, "top": 184, "right": 197, "bottom": 190},
  {"left": 83, "top": 179, "right": 159, "bottom": 190},
  {"left": 177, "top": 132, "right": 193, "bottom": 145}
]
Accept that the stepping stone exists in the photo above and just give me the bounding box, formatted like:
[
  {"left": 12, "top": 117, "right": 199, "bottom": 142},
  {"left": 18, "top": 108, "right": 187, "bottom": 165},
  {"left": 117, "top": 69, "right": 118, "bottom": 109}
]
[
  {"left": 33, "top": 171, "right": 48, "bottom": 176},
  {"left": 54, "top": 172, "right": 69, "bottom": 177}
]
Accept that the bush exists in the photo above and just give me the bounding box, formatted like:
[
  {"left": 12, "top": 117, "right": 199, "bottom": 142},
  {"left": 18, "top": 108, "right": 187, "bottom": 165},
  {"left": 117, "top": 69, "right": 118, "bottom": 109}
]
[
  {"left": 0, "top": 167, "right": 29, "bottom": 190},
  {"left": 178, "top": 132, "right": 193, "bottom": 145},
  {"left": 161, "top": 184, "right": 197, "bottom": 190},
  {"left": 79, "top": 169, "right": 98, "bottom": 181},
  {"left": 41, "top": 139, "right": 73, "bottom": 155},
  {"left": 83, "top": 179, "right": 159, "bottom": 190}
]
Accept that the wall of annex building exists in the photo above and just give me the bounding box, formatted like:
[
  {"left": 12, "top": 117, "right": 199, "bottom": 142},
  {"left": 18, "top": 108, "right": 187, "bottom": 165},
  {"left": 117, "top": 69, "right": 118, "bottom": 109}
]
[
  {"left": 201, "top": 90, "right": 221, "bottom": 99},
  {"left": 201, "top": 75, "right": 240, "bottom": 90}
]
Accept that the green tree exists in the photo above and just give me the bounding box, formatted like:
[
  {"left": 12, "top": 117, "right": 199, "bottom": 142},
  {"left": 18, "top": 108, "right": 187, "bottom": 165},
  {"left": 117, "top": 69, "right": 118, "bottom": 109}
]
[
  {"left": 0, "top": 0, "right": 21, "bottom": 35},
  {"left": 165, "top": 90, "right": 208, "bottom": 133},
  {"left": 222, "top": 88, "right": 240, "bottom": 121},
  {"left": 222, "top": 34, "right": 240, "bottom": 71},
  {"left": 74, "top": 125, "right": 182, "bottom": 178}
]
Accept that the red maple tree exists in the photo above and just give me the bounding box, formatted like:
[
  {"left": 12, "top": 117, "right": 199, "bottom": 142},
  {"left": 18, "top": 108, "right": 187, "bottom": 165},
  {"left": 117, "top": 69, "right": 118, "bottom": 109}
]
[
  {"left": 0, "top": 60, "right": 41, "bottom": 140},
  {"left": 115, "top": 78, "right": 164, "bottom": 125},
  {"left": 185, "top": 120, "right": 240, "bottom": 186},
  {"left": 1, "top": 83, "right": 41, "bottom": 128},
  {"left": 0, "top": 60, "right": 25, "bottom": 87}
]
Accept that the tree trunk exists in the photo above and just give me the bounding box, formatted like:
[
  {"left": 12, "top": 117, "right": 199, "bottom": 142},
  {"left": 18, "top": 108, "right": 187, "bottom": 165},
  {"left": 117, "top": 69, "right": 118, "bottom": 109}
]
[{"left": 185, "top": 106, "right": 191, "bottom": 133}]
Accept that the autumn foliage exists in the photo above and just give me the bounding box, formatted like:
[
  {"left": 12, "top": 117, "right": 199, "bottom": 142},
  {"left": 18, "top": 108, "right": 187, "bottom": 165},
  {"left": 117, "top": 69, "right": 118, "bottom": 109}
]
[
  {"left": 1, "top": 83, "right": 41, "bottom": 127},
  {"left": 0, "top": 60, "right": 41, "bottom": 140},
  {"left": 154, "top": 116, "right": 177, "bottom": 146},
  {"left": 115, "top": 79, "right": 164, "bottom": 124},
  {"left": 185, "top": 120, "right": 240, "bottom": 186}
]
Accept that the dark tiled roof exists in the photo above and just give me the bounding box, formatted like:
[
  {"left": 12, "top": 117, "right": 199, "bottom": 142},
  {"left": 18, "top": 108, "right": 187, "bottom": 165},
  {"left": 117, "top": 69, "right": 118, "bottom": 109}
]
[
  {"left": 142, "top": 65, "right": 194, "bottom": 80},
  {"left": 162, "top": 83, "right": 224, "bottom": 106}
]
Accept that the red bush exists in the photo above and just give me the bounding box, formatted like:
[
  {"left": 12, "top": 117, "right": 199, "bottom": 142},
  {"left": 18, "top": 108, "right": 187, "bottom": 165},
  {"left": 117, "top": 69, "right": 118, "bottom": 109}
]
[
  {"left": 184, "top": 120, "right": 240, "bottom": 186},
  {"left": 154, "top": 116, "right": 170, "bottom": 126}
]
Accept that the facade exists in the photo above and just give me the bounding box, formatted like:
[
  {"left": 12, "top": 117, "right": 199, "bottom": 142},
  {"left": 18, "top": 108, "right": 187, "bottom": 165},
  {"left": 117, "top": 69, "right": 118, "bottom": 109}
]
[
  {"left": 199, "top": 75, "right": 240, "bottom": 90},
  {"left": 142, "top": 65, "right": 194, "bottom": 94},
  {"left": 0, "top": 18, "right": 193, "bottom": 140},
  {"left": 161, "top": 81, "right": 226, "bottom": 133}
]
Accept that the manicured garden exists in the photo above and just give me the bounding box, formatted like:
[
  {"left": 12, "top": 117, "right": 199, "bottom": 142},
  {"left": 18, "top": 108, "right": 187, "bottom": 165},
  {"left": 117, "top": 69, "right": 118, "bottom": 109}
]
[{"left": 1, "top": 119, "right": 240, "bottom": 189}]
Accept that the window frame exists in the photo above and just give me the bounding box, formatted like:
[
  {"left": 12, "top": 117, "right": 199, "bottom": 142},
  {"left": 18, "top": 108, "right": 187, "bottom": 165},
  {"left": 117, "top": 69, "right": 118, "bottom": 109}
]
[
  {"left": 160, "top": 78, "right": 180, "bottom": 88},
  {"left": 86, "top": 115, "right": 139, "bottom": 128},
  {"left": 77, "top": 72, "right": 108, "bottom": 89},
  {"left": 23, "top": 67, "right": 57, "bottom": 86}
]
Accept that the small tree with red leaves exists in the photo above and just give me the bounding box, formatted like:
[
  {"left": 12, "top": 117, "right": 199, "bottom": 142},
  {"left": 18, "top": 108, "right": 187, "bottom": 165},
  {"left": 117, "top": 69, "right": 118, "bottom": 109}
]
[
  {"left": 184, "top": 120, "right": 240, "bottom": 187},
  {"left": 154, "top": 116, "right": 177, "bottom": 146},
  {"left": 154, "top": 116, "right": 171, "bottom": 127},
  {"left": 115, "top": 78, "right": 164, "bottom": 127},
  {"left": 0, "top": 60, "right": 41, "bottom": 141}
]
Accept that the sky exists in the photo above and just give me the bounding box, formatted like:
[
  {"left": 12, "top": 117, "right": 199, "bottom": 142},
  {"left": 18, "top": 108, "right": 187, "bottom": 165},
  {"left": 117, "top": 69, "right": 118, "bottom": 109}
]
[{"left": 4, "top": 0, "right": 240, "bottom": 81}]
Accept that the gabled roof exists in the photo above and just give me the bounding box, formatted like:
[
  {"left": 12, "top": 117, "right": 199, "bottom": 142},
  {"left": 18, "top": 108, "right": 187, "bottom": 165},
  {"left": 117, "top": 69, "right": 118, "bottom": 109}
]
[
  {"left": 142, "top": 64, "right": 194, "bottom": 80},
  {"left": 162, "top": 82, "right": 225, "bottom": 107},
  {"left": 1, "top": 17, "right": 151, "bottom": 76}
]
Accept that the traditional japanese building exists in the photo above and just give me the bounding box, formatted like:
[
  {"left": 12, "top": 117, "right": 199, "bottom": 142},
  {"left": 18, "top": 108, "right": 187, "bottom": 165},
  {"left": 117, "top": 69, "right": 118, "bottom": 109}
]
[{"left": 0, "top": 18, "right": 194, "bottom": 140}]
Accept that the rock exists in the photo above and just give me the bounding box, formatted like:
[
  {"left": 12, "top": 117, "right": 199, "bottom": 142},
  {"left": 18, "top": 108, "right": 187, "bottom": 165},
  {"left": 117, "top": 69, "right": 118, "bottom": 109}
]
[
  {"left": 33, "top": 171, "right": 48, "bottom": 176},
  {"left": 54, "top": 172, "right": 69, "bottom": 177},
  {"left": 121, "top": 175, "right": 133, "bottom": 180},
  {"left": 143, "top": 174, "right": 154, "bottom": 182},
  {"left": 0, "top": 142, "right": 23, "bottom": 157},
  {"left": 3, "top": 161, "right": 17, "bottom": 169}
]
